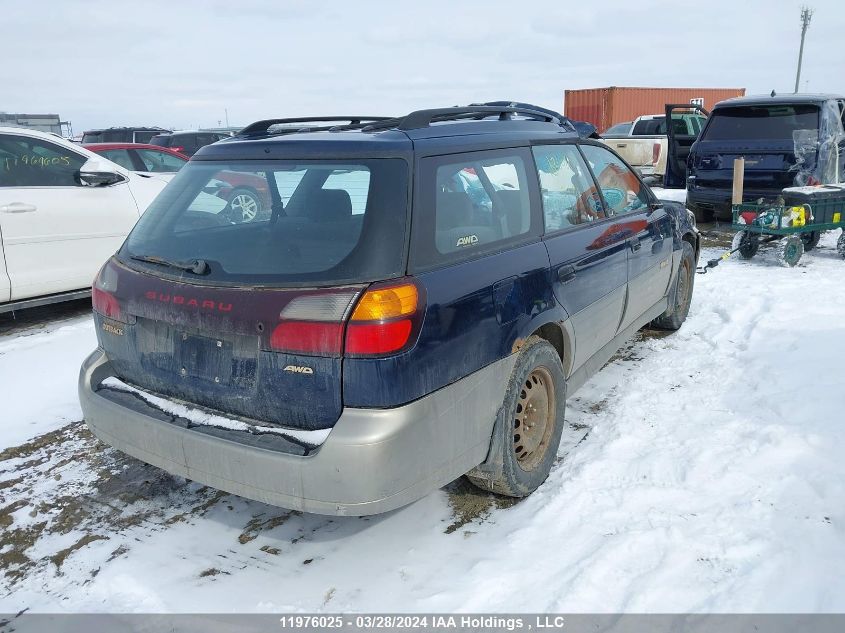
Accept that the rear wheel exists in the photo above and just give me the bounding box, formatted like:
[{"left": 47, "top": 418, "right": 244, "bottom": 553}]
[
  {"left": 227, "top": 188, "right": 262, "bottom": 223},
  {"left": 800, "top": 231, "right": 821, "bottom": 251},
  {"left": 689, "top": 203, "right": 714, "bottom": 224},
  {"left": 777, "top": 236, "right": 804, "bottom": 267},
  {"left": 651, "top": 241, "right": 695, "bottom": 331},
  {"left": 466, "top": 337, "right": 566, "bottom": 497}
]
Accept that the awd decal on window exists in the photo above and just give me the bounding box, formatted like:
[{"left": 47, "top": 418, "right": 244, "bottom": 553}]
[{"left": 456, "top": 234, "right": 479, "bottom": 247}]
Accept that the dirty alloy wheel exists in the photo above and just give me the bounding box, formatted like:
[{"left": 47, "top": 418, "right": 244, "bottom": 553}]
[
  {"left": 651, "top": 240, "right": 695, "bottom": 331},
  {"left": 466, "top": 336, "right": 566, "bottom": 497},
  {"left": 732, "top": 230, "right": 759, "bottom": 259},
  {"left": 800, "top": 231, "right": 822, "bottom": 251},
  {"left": 838, "top": 231, "right": 845, "bottom": 259},
  {"left": 778, "top": 236, "right": 804, "bottom": 267},
  {"left": 227, "top": 188, "right": 262, "bottom": 223}
]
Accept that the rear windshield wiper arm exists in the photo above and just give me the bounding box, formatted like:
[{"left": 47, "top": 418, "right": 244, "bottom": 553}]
[{"left": 130, "top": 254, "right": 210, "bottom": 275}]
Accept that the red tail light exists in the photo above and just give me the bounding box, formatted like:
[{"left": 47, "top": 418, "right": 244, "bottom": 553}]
[
  {"left": 346, "top": 320, "right": 413, "bottom": 355},
  {"left": 172, "top": 146, "right": 185, "bottom": 153},
  {"left": 269, "top": 321, "right": 344, "bottom": 355},
  {"left": 92, "top": 286, "right": 122, "bottom": 321},
  {"left": 344, "top": 281, "right": 422, "bottom": 357},
  {"left": 652, "top": 142, "right": 661, "bottom": 164},
  {"left": 92, "top": 261, "right": 125, "bottom": 322},
  {"left": 265, "top": 279, "right": 424, "bottom": 358}
]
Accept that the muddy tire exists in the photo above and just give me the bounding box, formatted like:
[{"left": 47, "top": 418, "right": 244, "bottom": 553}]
[
  {"left": 838, "top": 231, "right": 845, "bottom": 259},
  {"left": 689, "top": 203, "right": 713, "bottom": 224},
  {"left": 777, "top": 236, "right": 804, "bottom": 267},
  {"left": 466, "top": 336, "right": 566, "bottom": 497},
  {"left": 651, "top": 241, "right": 695, "bottom": 331},
  {"left": 731, "top": 231, "right": 759, "bottom": 259},
  {"left": 800, "top": 231, "right": 822, "bottom": 251}
]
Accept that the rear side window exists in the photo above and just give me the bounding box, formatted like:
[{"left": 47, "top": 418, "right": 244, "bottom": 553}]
[
  {"left": 411, "top": 149, "right": 540, "bottom": 270},
  {"left": 135, "top": 148, "right": 186, "bottom": 172},
  {"left": 532, "top": 144, "right": 606, "bottom": 232},
  {"left": 579, "top": 144, "right": 650, "bottom": 216},
  {"left": 702, "top": 105, "right": 820, "bottom": 141},
  {"left": 0, "top": 134, "right": 86, "bottom": 187},
  {"left": 122, "top": 159, "right": 409, "bottom": 287},
  {"left": 632, "top": 118, "right": 665, "bottom": 135},
  {"left": 149, "top": 135, "right": 171, "bottom": 148},
  {"left": 98, "top": 149, "right": 136, "bottom": 171}
]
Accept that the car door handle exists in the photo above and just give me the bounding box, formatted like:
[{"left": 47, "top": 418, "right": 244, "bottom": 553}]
[
  {"left": 629, "top": 238, "right": 643, "bottom": 252},
  {"left": 616, "top": 143, "right": 627, "bottom": 148},
  {"left": 0, "top": 202, "right": 37, "bottom": 214},
  {"left": 557, "top": 264, "right": 576, "bottom": 283}
]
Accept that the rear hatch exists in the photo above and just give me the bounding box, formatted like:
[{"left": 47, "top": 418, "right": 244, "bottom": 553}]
[
  {"left": 93, "top": 157, "right": 410, "bottom": 430},
  {"left": 691, "top": 103, "right": 821, "bottom": 192}
]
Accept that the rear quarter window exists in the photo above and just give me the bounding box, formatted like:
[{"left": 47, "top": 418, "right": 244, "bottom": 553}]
[{"left": 410, "top": 148, "right": 541, "bottom": 271}]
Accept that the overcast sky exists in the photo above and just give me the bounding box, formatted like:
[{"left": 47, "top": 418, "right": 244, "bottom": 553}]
[{"left": 3, "top": 0, "right": 842, "bottom": 134}]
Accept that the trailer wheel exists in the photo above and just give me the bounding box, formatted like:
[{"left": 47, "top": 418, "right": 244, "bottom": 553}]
[
  {"left": 778, "top": 236, "right": 804, "bottom": 267},
  {"left": 731, "top": 231, "right": 759, "bottom": 259},
  {"left": 800, "top": 231, "right": 821, "bottom": 251},
  {"left": 837, "top": 231, "right": 845, "bottom": 259}
]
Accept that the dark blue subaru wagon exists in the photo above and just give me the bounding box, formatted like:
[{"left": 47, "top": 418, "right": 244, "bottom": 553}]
[{"left": 79, "top": 105, "right": 699, "bottom": 515}]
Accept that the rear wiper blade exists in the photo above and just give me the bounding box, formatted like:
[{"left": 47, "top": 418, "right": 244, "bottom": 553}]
[{"left": 130, "top": 254, "right": 209, "bottom": 275}]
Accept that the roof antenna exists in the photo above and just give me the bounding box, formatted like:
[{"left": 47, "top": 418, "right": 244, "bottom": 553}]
[{"left": 771, "top": 90, "right": 777, "bottom": 97}]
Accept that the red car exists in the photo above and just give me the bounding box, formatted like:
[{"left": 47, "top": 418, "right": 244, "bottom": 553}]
[{"left": 86, "top": 143, "right": 268, "bottom": 222}]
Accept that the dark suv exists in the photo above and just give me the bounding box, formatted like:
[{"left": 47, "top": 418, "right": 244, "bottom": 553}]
[
  {"left": 149, "top": 131, "right": 231, "bottom": 157},
  {"left": 81, "top": 127, "right": 171, "bottom": 144},
  {"left": 687, "top": 93, "right": 845, "bottom": 221},
  {"left": 79, "top": 106, "right": 699, "bottom": 515}
]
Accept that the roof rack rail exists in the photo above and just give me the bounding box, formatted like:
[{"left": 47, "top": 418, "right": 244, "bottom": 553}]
[
  {"left": 239, "top": 116, "right": 392, "bottom": 136},
  {"left": 356, "top": 106, "right": 561, "bottom": 133}
]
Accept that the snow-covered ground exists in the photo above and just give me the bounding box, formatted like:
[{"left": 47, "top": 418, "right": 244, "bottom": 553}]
[{"left": 1, "top": 232, "right": 844, "bottom": 613}]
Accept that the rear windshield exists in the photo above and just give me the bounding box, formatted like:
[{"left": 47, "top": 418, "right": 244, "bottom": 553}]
[
  {"left": 702, "top": 104, "right": 820, "bottom": 141},
  {"left": 121, "top": 159, "right": 409, "bottom": 287}
]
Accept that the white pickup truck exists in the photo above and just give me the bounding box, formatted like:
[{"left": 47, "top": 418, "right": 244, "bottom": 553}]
[{"left": 601, "top": 111, "right": 707, "bottom": 182}]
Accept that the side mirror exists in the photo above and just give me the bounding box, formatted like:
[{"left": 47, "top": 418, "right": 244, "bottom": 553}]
[{"left": 78, "top": 158, "right": 127, "bottom": 187}]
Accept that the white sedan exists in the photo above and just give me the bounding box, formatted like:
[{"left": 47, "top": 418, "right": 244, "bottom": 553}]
[{"left": 0, "top": 127, "right": 168, "bottom": 312}]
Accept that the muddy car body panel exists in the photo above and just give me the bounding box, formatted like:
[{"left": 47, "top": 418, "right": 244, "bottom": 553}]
[{"left": 79, "top": 107, "right": 699, "bottom": 515}]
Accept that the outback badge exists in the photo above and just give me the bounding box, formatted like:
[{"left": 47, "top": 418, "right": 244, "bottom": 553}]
[{"left": 101, "top": 321, "right": 124, "bottom": 336}]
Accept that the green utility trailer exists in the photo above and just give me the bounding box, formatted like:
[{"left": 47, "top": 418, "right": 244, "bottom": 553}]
[{"left": 731, "top": 185, "right": 845, "bottom": 267}]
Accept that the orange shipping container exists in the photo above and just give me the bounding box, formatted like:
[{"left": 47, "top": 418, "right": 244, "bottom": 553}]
[{"left": 564, "top": 86, "right": 746, "bottom": 133}]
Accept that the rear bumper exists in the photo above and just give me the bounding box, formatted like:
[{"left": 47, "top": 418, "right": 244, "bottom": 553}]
[{"left": 79, "top": 349, "right": 514, "bottom": 516}]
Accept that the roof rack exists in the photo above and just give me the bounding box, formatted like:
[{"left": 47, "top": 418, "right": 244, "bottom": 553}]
[
  {"left": 359, "top": 106, "right": 561, "bottom": 132},
  {"left": 239, "top": 116, "right": 391, "bottom": 136}
]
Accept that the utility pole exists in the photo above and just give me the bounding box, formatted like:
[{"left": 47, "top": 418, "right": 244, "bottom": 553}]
[{"left": 794, "top": 6, "right": 813, "bottom": 93}]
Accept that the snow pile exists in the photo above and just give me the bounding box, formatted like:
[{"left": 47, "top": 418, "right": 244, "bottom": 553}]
[{"left": 100, "top": 377, "right": 331, "bottom": 448}]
